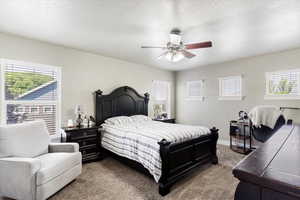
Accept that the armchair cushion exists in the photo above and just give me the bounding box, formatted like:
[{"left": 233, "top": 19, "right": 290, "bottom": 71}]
[
  {"left": 0, "top": 157, "right": 41, "bottom": 200},
  {"left": 36, "top": 152, "right": 82, "bottom": 185},
  {"left": 49, "top": 143, "right": 79, "bottom": 153},
  {"left": 0, "top": 120, "right": 50, "bottom": 158}
]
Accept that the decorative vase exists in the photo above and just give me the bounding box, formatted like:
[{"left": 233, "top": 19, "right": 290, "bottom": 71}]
[{"left": 76, "top": 114, "right": 83, "bottom": 127}]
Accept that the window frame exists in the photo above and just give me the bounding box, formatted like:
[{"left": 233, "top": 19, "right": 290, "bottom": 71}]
[
  {"left": 218, "top": 75, "right": 243, "bottom": 101},
  {"left": 186, "top": 80, "right": 204, "bottom": 101},
  {"left": 151, "top": 80, "right": 172, "bottom": 118},
  {"left": 264, "top": 69, "right": 300, "bottom": 100},
  {"left": 0, "top": 59, "right": 62, "bottom": 135}
]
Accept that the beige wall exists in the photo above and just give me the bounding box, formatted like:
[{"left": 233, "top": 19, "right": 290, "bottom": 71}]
[
  {"left": 2, "top": 32, "right": 300, "bottom": 142},
  {"left": 0, "top": 33, "right": 175, "bottom": 126},
  {"left": 176, "top": 48, "right": 300, "bottom": 142}
]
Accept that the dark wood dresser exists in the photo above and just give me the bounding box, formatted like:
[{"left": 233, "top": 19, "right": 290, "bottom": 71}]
[
  {"left": 153, "top": 118, "right": 176, "bottom": 123},
  {"left": 64, "top": 126, "right": 101, "bottom": 163},
  {"left": 233, "top": 125, "right": 300, "bottom": 200}
]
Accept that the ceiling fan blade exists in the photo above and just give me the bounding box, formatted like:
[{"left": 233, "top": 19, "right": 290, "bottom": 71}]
[
  {"left": 141, "top": 46, "right": 166, "bottom": 49},
  {"left": 157, "top": 51, "right": 169, "bottom": 60},
  {"left": 181, "top": 50, "right": 196, "bottom": 59},
  {"left": 185, "top": 41, "right": 212, "bottom": 49}
]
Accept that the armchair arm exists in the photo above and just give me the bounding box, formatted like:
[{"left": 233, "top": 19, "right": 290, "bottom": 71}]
[
  {"left": 49, "top": 143, "right": 79, "bottom": 153},
  {"left": 0, "top": 157, "right": 41, "bottom": 200}
]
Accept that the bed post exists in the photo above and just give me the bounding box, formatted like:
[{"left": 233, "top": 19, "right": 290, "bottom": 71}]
[
  {"left": 144, "top": 93, "right": 149, "bottom": 115},
  {"left": 210, "top": 127, "right": 219, "bottom": 164},
  {"left": 95, "top": 90, "right": 103, "bottom": 126},
  {"left": 158, "top": 139, "right": 171, "bottom": 196}
]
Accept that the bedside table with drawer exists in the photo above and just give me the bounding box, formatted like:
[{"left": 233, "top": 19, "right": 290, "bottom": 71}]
[{"left": 63, "top": 126, "right": 101, "bottom": 163}]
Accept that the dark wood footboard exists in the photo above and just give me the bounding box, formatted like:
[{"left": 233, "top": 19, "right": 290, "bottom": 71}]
[{"left": 158, "top": 127, "right": 219, "bottom": 196}]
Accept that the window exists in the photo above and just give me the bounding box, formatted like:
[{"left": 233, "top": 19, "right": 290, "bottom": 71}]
[
  {"left": 265, "top": 69, "right": 300, "bottom": 99},
  {"left": 186, "top": 80, "right": 204, "bottom": 100},
  {"left": 219, "top": 76, "right": 243, "bottom": 100},
  {"left": 1, "top": 59, "right": 61, "bottom": 135},
  {"left": 151, "top": 80, "right": 171, "bottom": 118}
]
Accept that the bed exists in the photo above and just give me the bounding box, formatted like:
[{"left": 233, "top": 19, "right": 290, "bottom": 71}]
[{"left": 95, "top": 86, "right": 219, "bottom": 196}]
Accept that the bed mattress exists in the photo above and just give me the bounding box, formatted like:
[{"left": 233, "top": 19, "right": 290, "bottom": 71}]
[{"left": 101, "top": 120, "right": 210, "bottom": 182}]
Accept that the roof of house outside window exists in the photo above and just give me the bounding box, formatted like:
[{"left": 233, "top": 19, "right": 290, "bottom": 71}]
[{"left": 17, "top": 80, "right": 57, "bottom": 101}]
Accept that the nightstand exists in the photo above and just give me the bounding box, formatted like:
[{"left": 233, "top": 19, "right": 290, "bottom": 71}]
[
  {"left": 153, "top": 118, "right": 176, "bottom": 124},
  {"left": 63, "top": 126, "right": 101, "bottom": 163},
  {"left": 229, "top": 120, "right": 252, "bottom": 155}
]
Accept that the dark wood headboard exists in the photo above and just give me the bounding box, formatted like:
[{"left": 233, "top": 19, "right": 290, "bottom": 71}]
[{"left": 95, "top": 86, "right": 150, "bottom": 126}]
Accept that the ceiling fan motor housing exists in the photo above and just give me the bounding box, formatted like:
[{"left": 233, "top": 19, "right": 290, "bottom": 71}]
[
  {"left": 170, "top": 28, "right": 181, "bottom": 35},
  {"left": 167, "top": 42, "right": 183, "bottom": 51},
  {"left": 169, "top": 28, "right": 182, "bottom": 46}
]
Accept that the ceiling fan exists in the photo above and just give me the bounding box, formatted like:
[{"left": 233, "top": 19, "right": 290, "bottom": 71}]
[{"left": 141, "top": 28, "right": 212, "bottom": 62}]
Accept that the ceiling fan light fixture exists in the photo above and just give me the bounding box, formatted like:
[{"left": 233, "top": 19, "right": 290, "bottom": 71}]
[
  {"left": 142, "top": 28, "right": 213, "bottom": 63},
  {"left": 165, "top": 51, "right": 184, "bottom": 62},
  {"left": 165, "top": 51, "right": 173, "bottom": 61},
  {"left": 173, "top": 52, "right": 184, "bottom": 62}
]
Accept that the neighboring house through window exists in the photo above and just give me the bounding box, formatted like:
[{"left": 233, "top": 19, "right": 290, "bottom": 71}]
[
  {"left": 30, "top": 107, "right": 39, "bottom": 114},
  {"left": 151, "top": 80, "right": 171, "bottom": 118},
  {"left": 265, "top": 69, "right": 300, "bottom": 99},
  {"left": 16, "top": 107, "right": 24, "bottom": 113},
  {"left": 219, "top": 75, "right": 243, "bottom": 100},
  {"left": 44, "top": 106, "right": 53, "bottom": 113},
  {"left": 0, "top": 59, "right": 61, "bottom": 135}
]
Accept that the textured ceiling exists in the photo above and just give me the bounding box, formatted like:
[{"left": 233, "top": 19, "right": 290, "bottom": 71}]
[{"left": 0, "top": 0, "right": 300, "bottom": 71}]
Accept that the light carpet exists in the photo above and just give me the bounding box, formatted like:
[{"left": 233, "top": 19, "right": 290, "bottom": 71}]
[{"left": 49, "top": 145, "right": 245, "bottom": 200}]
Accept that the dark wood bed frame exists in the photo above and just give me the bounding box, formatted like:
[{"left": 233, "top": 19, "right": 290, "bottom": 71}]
[{"left": 95, "top": 86, "right": 219, "bottom": 196}]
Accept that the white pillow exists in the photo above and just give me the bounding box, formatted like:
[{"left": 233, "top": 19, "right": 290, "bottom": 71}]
[
  {"left": 130, "top": 115, "right": 152, "bottom": 122},
  {"left": 105, "top": 116, "right": 133, "bottom": 125}
]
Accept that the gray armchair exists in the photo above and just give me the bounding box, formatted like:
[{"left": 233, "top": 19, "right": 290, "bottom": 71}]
[{"left": 0, "top": 120, "right": 82, "bottom": 200}]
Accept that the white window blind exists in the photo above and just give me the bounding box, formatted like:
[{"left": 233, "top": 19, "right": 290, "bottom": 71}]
[
  {"left": 219, "top": 76, "right": 242, "bottom": 100},
  {"left": 186, "top": 80, "right": 204, "bottom": 100},
  {"left": 265, "top": 69, "right": 300, "bottom": 99},
  {"left": 152, "top": 80, "right": 169, "bottom": 101},
  {"left": 1, "top": 59, "right": 61, "bottom": 135}
]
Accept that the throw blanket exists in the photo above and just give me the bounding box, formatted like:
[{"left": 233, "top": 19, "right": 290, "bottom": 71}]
[
  {"left": 249, "top": 105, "right": 284, "bottom": 129},
  {"left": 101, "top": 121, "right": 210, "bottom": 182}
]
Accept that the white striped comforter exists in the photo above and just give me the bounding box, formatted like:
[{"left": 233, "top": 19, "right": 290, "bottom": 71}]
[{"left": 101, "top": 120, "right": 210, "bottom": 182}]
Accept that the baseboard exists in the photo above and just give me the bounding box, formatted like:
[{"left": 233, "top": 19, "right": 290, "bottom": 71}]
[{"left": 218, "top": 139, "right": 230, "bottom": 146}]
